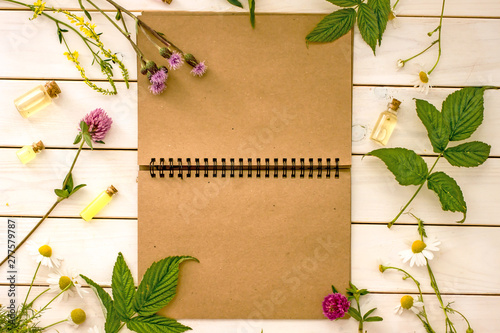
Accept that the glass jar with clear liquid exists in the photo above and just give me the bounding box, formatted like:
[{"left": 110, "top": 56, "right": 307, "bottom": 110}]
[
  {"left": 370, "top": 98, "right": 401, "bottom": 145},
  {"left": 14, "top": 81, "right": 61, "bottom": 118}
]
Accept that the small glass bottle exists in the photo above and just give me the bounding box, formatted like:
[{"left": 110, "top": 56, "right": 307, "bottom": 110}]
[
  {"left": 16, "top": 141, "right": 45, "bottom": 164},
  {"left": 80, "top": 185, "right": 118, "bottom": 221},
  {"left": 370, "top": 98, "right": 402, "bottom": 145},
  {"left": 14, "top": 81, "right": 61, "bottom": 118}
]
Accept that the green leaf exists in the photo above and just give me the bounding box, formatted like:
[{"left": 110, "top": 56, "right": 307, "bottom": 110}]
[
  {"left": 63, "top": 173, "right": 74, "bottom": 192},
  {"left": 132, "top": 256, "right": 198, "bottom": 317},
  {"left": 227, "top": 0, "right": 243, "bottom": 8},
  {"left": 80, "top": 274, "right": 114, "bottom": 316},
  {"left": 115, "top": 9, "right": 122, "bottom": 20},
  {"left": 104, "top": 306, "right": 122, "bottom": 333},
  {"left": 83, "top": 132, "right": 94, "bottom": 150},
  {"left": 74, "top": 132, "right": 82, "bottom": 145},
  {"left": 95, "top": 140, "right": 105, "bottom": 144},
  {"left": 84, "top": 9, "right": 92, "bottom": 21},
  {"left": 54, "top": 189, "right": 69, "bottom": 198},
  {"left": 427, "top": 172, "right": 467, "bottom": 223},
  {"left": 112, "top": 252, "right": 136, "bottom": 321},
  {"left": 80, "top": 120, "right": 89, "bottom": 133},
  {"left": 363, "top": 307, "right": 377, "bottom": 320},
  {"left": 367, "top": 0, "right": 390, "bottom": 45},
  {"left": 365, "top": 316, "right": 383, "bottom": 322},
  {"left": 71, "top": 184, "right": 87, "bottom": 195},
  {"left": 443, "top": 141, "right": 491, "bottom": 167},
  {"left": 415, "top": 99, "right": 450, "bottom": 153},
  {"left": 357, "top": 3, "right": 380, "bottom": 54},
  {"left": 248, "top": 0, "right": 255, "bottom": 28},
  {"left": 126, "top": 315, "right": 191, "bottom": 333},
  {"left": 331, "top": 285, "right": 339, "bottom": 293},
  {"left": 326, "top": 0, "right": 361, "bottom": 7},
  {"left": 442, "top": 87, "right": 485, "bottom": 141},
  {"left": 306, "top": 8, "right": 356, "bottom": 43},
  {"left": 367, "top": 148, "right": 428, "bottom": 186},
  {"left": 347, "top": 307, "right": 362, "bottom": 321},
  {"left": 57, "top": 29, "right": 63, "bottom": 44}
]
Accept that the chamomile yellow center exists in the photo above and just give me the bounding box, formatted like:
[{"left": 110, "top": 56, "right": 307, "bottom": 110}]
[
  {"left": 38, "top": 245, "right": 52, "bottom": 257},
  {"left": 411, "top": 240, "right": 427, "bottom": 253},
  {"left": 59, "top": 276, "right": 72, "bottom": 290},
  {"left": 419, "top": 71, "right": 429, "bottom": 83},
  {"left": 400, "top": 295, "right": 414, "bottom": 309},
  {"left": 70, "top": 308, "right": 86, "bottom": 325}
]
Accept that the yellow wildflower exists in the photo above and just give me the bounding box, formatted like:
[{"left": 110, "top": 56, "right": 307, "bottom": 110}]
[{"left": 30, "top": 0, "right": 46, "bottom": 20}]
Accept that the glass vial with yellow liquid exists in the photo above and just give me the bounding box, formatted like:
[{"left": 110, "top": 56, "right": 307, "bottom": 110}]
[
  {"left": 80, "top": 185, "right": 118, "bottom": 221},
  {"left": 370, "top": 98, "right": 402, "bottom": 145},
  {"left": 14, "top": 81, "right": 61, "bottom": 118},
  {"left": 16, "top": 141, "right": 45, "bottom": 164}
]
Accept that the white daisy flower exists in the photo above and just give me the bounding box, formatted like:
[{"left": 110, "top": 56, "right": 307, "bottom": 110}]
[
  {"left": 68, "top": 308, "right": 86, "bottom": 327},
  {"left": 394, "top": 295, "right": 424, "bottom": 315},
  {"left": 396, "top": 59, "right": 405, "bottom": 71},
  {"left": 399, "top": 238, "right": 441, "bottom": 267},
  {"left": 413, "top": 66, "right": 432, "bottom": 95},
  {"left": 47, "top": 267, "right": 87, "bottom": 302},
  {"left": 26, "top": 239, "right": 62, "bottom": 268}
]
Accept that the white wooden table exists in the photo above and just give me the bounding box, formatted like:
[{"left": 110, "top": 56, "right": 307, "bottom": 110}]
[{"left": 1, "top": 0, "right": 499, "bottom": 332}]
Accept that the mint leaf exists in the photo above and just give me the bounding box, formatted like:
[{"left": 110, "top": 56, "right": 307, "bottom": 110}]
[
  {"left": 357, "top": 3, "right": 380, "bottom": 54},
  {"left": 227, "top": 0, "right": 243, "bottom": 8},
  {"left": 367, "top": 148, "right": 428, "bottom": 186},
  {"left": 442, "top": 87, "right": 485, "bottom": 141},
  {"left": 326, "top": 0, "right": 361, "bottom": 7},
  {"left": 105, "top": 306, "right": 121, "bottom": 333},
  {"left": 80, "top": 274, "right": 114, "bottom": 316},
  {"left": 367, "top": 0, "right": 390, "bottom": 45},
  {"left": 112, "top": 252, "right": 136, "bottom": 320},
  {"left": 306, "top": 8, "right": 356, "bottom": 43},
  {"left": 132, "top": 256, "right": 198, "bottom": 317},
  {"left": 443, "top": 141, "right": 491, "bottom": 167},
  {"left": 427, "top": 171, "right": 466, "bottom": 223},
  {"left": 127, "top": 315, "right": 191, "bottom": 333},
  {"left": 248, "top": 0, "right": 255, "bottom": 28},
  {"left": 415, "top": 99, "right": 450, "bottom": 153},
  {"left": 54, "top": 189, "right": 69, "bottom": 198}
]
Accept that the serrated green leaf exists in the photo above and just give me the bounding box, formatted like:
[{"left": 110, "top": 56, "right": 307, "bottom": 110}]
[
  {"left": 306, "top": 8, "right": 356, "bottom": 43},
  {"left": 348, "top": 307, "right": 362, "bottom": 321},
  {"left": 54, "top": 189, "right": 69, "bottom": 198},
  {"left": 442, "top": 87, "right": 485, "bottom": 141},
  {"left": 80, "top": 274, "right": 114, "bottom": 316},
  {"left": 367, "top": 148, "right": 428, "bottom": 186},
  {"left": 105, "top": 306, "right": 121, "bottom": 333},
  {"left": 365, "top": 316, "right": 383, "bottom": 322},
  {"left": 132, "top": 256, "right": 198, "bottom": 317},
  {"left": 367, "top": 0, "right": 390, "bottom": 45},
  {"left": 415, "top": 99, "right": 450, "bottom": 153},
  {"left": 427, "top": 171, "right": 466, "bottom": 223},
  {"left": 248, "top": 0, "right": 255, "bottom": 28},
  {"left": 112, "top": 252, "right": 136, "bottom": 321},
  {"left": 127, "top": 315, "right": 191, "bottom": 333},
  {"left": 63, "top": 173, "right": 74, "bottom": 192},
  {"left": 357, "top": 3, "right": 380, "bottom": 54},
  {"left": 326, "top": 0, "right": 360, "bottom": 7},
  {"left": 363, "top": 307, "right": 377, "bottom": 320},
  {"left": 74, "top": 132, "right": 82, "bottom": 145},
  {"left": 443, "top": 141, "right": 490, "bottom": 167},
  {"left": 83, "top": 132, "right": 94, "bottom": 150},
  {"left": 227, "top": 0, "right": 243, "bottom": 8}
]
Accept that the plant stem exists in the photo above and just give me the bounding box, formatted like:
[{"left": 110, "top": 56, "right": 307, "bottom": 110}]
[
  {"left": 427, "top": 261, "right": 456, "bottom": 332},
  {"left": 20, "top": 284, "right": 70, "bottom": 326},
  {"left": 62, "top": 140, "right": 85, "bottom": 189},
  {"left": 402, "top": 40, "right": 439, "bottom": 64},
  {"left": 23, "top": 262, "right": 41, "bottom": 310},
  {"left": 0, "top": 198, "right": 64, "bottom": 268},
  {"left": 41, "top": 319, "right": 68, "bottom": 330},
  {"left": 428, "top": 0, "right": 446, "bottom": 75},
  {"left": 388, "top": 154, "right": 442, "bottom": 228}
]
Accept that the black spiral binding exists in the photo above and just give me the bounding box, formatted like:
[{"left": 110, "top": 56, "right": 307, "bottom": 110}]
[{"left": 149, "top": 158, "right": 341, "bottom": 179}]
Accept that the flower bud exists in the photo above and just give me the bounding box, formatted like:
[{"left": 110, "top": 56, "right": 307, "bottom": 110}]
[
  {"left": 145, "top": 60, "right": 158, "bottom": 72},
  {"left": 159, "top": 47, "right": 173, "bottom": 59},
  {"left": 466, "top": 328, "right": 474, "bottom": 333},
  {"left": 140, "top": 66, "right": 148, "bottom": 75},
  {"left": 184, "top": 53, "right": 199, "bottom": 67}
]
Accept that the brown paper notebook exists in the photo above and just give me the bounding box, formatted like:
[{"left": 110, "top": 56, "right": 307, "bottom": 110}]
[{"left": 137, "top": 12, "right": 352, "bottom": 319}]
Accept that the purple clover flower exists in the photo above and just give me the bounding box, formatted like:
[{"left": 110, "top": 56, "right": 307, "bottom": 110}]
[
  {"left": 149, "top": 68, "right": 168, "bottom": 85},
  {"left": 80, "top": 108, "right": 112, "bottom": 142},
  {"left": 191, "top": 61, "right": 207, "bottom": 77},
  {"left": 168, "top": 52, "right": 184, "bottom": 70},
  {"left": 322, "top": 293, "right": 350, "bottom": 320},
  {"left": 149, "top": 82, "right": 166, "bottom": 95}
]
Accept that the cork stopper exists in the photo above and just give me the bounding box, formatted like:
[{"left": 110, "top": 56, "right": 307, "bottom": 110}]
[
  {"left": 388, "top": 98, "right": 401, "bottom": 112},
  {"left": 105, "top": 185, "right": 118, "bottom": 196},
  {"left": 44, "top": 81, "right": 61, "bottom": 99},
  {"left": 32, "top": 140, "right": 45, "bottom": 153}
]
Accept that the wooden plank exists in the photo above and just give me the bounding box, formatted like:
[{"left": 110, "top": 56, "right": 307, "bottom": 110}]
[
  {"left": 352, "top": 155, "right": 500, "bottom": 225},
  {"left": 1, "top": 0, "right": 499, "bottom": 17},
  {"left": 0, "top": 286, "right": 496, "bottom": 332},
  {"left": 0, "top": 81, "right": 137, "bottom": 149},
  {"left": 352, "top": 224, "right": 500, "bottom": 294},
  {"left": 353, "top": 87, "right": 500, "bottom": 156},
  {"left": 0, "top": 149, "right": 137, "bottom": 218}
]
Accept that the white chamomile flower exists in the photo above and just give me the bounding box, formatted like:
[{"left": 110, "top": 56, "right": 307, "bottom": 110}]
[
  {"left": 68, "top": 308, "right": 87, "bottom": 327},
  {"left": 399, "top": 238, "right": 441, "bottom": 267},
  {"left": 26, "top": 239, "right": 62, "bottom": 269},
  {"left": 396, "top": 59, "right": 405, "bottom": 71},
  {"left": 412, "top": 65, "right": 432, "bottom": 95},
  {"left": 394, "top": 295, "right": 424, "bottom": 315},
  {"left": 47, "top": 267, "right": 88, "bottom": 302}
]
